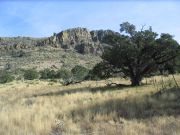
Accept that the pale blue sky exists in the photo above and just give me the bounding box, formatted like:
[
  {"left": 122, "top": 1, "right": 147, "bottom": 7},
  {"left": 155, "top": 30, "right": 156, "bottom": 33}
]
[{"left": 0, "top": 0, "right": 180, "bottom": 43}]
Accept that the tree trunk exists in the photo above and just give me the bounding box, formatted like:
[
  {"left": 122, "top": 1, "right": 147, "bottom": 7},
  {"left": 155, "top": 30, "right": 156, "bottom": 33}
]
[{"left": 131, "top": 76, "right": 141, "bottom": 86}]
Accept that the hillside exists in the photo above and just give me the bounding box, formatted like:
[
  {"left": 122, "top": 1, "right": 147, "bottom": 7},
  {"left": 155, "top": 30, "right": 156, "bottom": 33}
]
[{"left": 0, "top": 28, "right": 119, "bottom": 71}]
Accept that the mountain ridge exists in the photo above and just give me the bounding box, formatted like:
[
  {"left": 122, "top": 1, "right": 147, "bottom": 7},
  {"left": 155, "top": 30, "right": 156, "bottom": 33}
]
[{"left": 0, "top": 27, "right": 119, "bottom": 55}]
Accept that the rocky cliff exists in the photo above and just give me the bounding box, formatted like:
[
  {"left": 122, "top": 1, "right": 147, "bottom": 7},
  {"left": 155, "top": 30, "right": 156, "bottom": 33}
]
[{"left": 0, "top": 27, "right": 119, "bottom": 55}]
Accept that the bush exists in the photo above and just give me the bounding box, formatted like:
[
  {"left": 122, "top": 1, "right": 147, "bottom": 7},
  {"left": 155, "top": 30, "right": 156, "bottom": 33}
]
[
  {"left": 56, "top": 69, "right": 72, "bottom": 80},
  {"left": 12, "top": 50, "right": 26, "bottom": 57},
  {"left": 24, "top": 69, "right": 39, "bottom": 80},
  {"left": 0, "top": 71, "right": 14, "bottom": 83},
  {"left": 87, "top": 62, "right": 112, "bottom": 80},
  {"left": 71, "top": 65, "right": 89, "bottom": 82},
  {"left": 40, "top": 69, "right": 56, "bottom": 79},
  {"left": 61, "top": 78, "right": 73, "bottom": 86}
]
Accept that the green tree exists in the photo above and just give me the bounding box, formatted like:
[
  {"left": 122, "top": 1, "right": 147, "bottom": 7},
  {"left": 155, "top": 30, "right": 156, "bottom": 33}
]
[
  {"left": 56, "top": 69, "right": 72, "bottom": 85},
  {"left": 156, "top": 33, "right": 180, "bottom": 74},
  {"left": 24, "top": 69, "right": 39, "bottom": 80},
  {"left": 71, "top": 65, "right": 89, "bottom": 82},
  {"left": 40, "top": 69, "right": 56, "bottom": 79},
  {"left": 175, "top": 54, "right": 180, "bottom": 73},
  {"left": 87, "top": 62, "right": 113, "bottom": 80},
  {"left": 56, "top": 69, "right": 72, "bottom": 80},
  {"left": 100, "top": 22, "right": 180, "bottom": 86}
]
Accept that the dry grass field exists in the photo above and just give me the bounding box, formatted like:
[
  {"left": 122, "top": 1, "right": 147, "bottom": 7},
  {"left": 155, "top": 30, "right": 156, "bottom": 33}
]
[{"left": 0, "top": 75, "right": 179, "bottom": 135}]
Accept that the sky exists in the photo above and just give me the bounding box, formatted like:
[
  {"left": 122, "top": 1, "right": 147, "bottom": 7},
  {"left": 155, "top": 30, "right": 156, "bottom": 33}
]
[{"left": 0, "top": 0, "right": 180, "bottom": 43}]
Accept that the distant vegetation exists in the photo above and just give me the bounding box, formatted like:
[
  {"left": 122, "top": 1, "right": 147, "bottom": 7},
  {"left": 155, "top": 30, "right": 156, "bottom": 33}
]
[
  {"left": 23, "top": 69, "right": 39, "bottom": 80},
  {"left": 0, "top": 71, "right": 14, "bottom": 83},
  {"left": 20, "top": 65, "right": 88, "bottom": 85},
  {"left": 71, "top": 65, "right": 89, "bottom": 82},
  {"left": 40, "top": 69, "right": 57, "bottom": 79},
  {"left": 0, "top": 65, "right": 90, "bottom": 85},
  {"left": 11, "top": 50, "right": 29, "bottom": 58}
]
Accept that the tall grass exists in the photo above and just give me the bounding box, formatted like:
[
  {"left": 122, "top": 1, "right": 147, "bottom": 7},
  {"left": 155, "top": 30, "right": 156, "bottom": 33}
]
[{"left": 0, "top": 75, "right": 179, "bottom": 135}]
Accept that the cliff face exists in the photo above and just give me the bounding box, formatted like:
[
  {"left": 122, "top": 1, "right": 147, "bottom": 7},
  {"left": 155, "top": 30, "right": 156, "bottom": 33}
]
[{"left": 0, "top": 27, "right": 119, "bottom": 55}]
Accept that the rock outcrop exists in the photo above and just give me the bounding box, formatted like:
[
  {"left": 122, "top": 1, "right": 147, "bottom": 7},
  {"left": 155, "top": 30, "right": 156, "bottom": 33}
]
[{"left": 0, "top": 27, "right": 120, "bottom": 55}]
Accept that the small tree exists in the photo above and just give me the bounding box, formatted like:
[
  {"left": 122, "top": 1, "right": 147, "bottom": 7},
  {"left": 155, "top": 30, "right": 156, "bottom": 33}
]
[
  {"left": 87, "top": 62, "right": 113, "bottom": 80},
  {"left": 40, "top": 69, "right": 56, "bottom": 79},
  {"left": 56, "top": 68, "right": 72, "bottom": 79},
  {"left": 24, "top": 69, "right": 39, "bottom": 80},
  {"left": 71, "top": 65, "right": 89, "bottom": 82},
  {"left": 55, "top": 69, "right": 72, "bottom": 85}
]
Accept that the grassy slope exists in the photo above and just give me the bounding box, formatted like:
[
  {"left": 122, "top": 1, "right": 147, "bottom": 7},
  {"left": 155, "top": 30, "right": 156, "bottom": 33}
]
[
  {"left": 0, "top": 75, "right": 179, "bottom": 135},
  {"left": 0, "top": 46, "right": 101, "bottom": 71}
]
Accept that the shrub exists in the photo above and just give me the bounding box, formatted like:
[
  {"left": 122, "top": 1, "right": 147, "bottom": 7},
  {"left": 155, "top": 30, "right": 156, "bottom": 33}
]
[
  {"left": 40, "top": 69, "right": 56, "bottom": 79},
  {"left": 56, "top": 69, "right": 72, "bottom": 80},
  {"left": 12, "top": 50, "right": 26, "bottom": 57},
  {"left": 0, "top": 71, "right": 14, "bottom": 83},
  {"left": 71, "top": 65, "right": 89, "bottom": 82},
  {"left": 61, "top": 78, "right": 73, "bottom": 86},
  {"left": 87, "top": 62, "right": 112, "bottom": 80},
  {"left": 24, "top": 69, "right": 39, "bottom": 80}
]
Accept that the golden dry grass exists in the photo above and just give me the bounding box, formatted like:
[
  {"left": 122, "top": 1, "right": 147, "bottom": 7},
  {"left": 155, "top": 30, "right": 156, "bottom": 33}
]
[{"left": 0, "top": 75, "right": 180, "bottom": 135}]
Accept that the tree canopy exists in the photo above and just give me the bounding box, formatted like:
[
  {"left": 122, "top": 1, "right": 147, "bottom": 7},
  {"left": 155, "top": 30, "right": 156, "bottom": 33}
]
[{"left": 94, "top": 22, "right": 180, "bottom": 86}]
